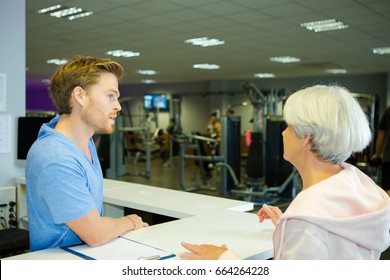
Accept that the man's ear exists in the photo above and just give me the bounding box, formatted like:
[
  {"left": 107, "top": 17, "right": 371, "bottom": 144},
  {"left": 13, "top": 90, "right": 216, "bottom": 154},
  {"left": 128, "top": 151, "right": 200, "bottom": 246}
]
[{"left": 72, "top": 86, "right": 86, "bottom": 106}]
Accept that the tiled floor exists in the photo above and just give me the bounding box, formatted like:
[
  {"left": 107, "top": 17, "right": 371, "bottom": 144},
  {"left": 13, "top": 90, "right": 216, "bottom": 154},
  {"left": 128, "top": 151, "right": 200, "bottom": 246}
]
[{"left": 117, "top": 155, "right": 390, "bottom": 260}]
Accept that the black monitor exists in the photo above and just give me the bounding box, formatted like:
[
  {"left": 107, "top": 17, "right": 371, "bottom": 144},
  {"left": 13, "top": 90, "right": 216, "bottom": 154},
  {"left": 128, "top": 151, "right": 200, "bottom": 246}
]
[
  {"left": 17, "top": 116, "right": 53, "bottom": 160},
  {"left": 144, "top": 94, "right": 169, "bottom": 111}
]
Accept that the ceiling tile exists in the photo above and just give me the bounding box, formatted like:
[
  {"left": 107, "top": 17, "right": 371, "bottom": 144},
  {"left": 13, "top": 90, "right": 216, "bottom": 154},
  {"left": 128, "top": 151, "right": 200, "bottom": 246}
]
[{"left": 26, "top": 0, "right": 390, "bottom": 84}]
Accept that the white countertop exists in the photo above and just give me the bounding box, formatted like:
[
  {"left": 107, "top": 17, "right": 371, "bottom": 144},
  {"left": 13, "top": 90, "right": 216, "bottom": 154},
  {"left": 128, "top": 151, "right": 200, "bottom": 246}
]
[
  {"left": 7, "top": 178, "right": 273, "bottom": 260},
  {"left": 103, "top": 179, "right": 254, "bottom": 218},
  {"left": 5, "top": 209, "right": 273, "bottom": 260}
]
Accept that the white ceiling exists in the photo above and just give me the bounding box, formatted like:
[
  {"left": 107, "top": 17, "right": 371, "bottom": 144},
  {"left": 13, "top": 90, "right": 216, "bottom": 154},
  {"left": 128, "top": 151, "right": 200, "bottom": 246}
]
[{"left": 26, "top": 0, "right": 390, "bottom": 85}]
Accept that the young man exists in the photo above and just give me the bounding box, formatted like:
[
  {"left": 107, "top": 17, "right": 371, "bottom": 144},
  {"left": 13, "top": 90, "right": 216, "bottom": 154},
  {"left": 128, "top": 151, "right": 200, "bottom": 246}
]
[{"left": 26, "top": 56, "right": 148, "bottom": 252}]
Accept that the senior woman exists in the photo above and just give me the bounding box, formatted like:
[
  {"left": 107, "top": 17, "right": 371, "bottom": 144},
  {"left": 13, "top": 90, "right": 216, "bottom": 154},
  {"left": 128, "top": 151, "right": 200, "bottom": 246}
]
[{"left": 180, "top": 85, "right": 390, "bottom": 260}]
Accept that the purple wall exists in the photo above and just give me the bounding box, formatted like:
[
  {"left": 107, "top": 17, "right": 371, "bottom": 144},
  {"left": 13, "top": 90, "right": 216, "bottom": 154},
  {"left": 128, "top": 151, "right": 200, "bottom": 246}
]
[{"left": 26, "top": 82, "right": 57, "bottom": 112}]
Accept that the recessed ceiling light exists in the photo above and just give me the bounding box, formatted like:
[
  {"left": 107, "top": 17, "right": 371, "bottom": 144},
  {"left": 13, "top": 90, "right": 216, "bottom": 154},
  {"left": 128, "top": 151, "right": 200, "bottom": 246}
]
[
  {"left": 141, "top": 79, "right": 156, "bottom": 84},
  {"left": 254, "top": 73, "right": 275, "bottom": 78},
  {"left": 46, "top": 58, "right": 68, "bottom": 65},
  {"left": 50, "top": 7, "right": 82, "bottom": 18},
  {"left": 106, "top": 50, "right": 140, "bottom": 58},
  {"left": 137, "top": 70, "right": 159, "bottom": 75},
  {"left": 301, "top": 19, "right": 348, "bottom": 32},
  {"left": 325, "top": 68, "right": 347, "bottom": 74},
  {"left": 372, "top": 47, "right": 390, "bottom": 55},
  {"left": 193, "top": 63, "right": 220, "bottom": 70},
  {"left": 68, "top": 11, "right": 94, "bottom": 21},
  {"left": 185, "top": 37, "right": 225, "bottom": 47},
  {"left": 37, "top": 5, "right": 62, "bottom": 14},
  {"left": 270, "top": 56, "right": 300, "bottom": 63},
  {"left": 37, "top": 5, "right": 93, "bottom": 20}
]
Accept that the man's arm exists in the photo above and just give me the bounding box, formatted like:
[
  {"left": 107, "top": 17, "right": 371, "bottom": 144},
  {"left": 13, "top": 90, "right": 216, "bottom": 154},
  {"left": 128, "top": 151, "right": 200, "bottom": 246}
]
[{"left": 66, "top": 208, "right": 148, "bottom": 247}]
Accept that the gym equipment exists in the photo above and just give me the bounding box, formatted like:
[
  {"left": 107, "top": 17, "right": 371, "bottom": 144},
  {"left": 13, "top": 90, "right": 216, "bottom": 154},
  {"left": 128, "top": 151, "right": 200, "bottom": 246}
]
[
  {"left": 220, "top": 117, "right": 301, "bottom": 205},
  {"left": 178, "top": 133, "right": 224, "bottom": 192},
  {"left": 218, "top": 83, "right": 299, "bottom": 204},
  {"left": 164, "top": 95, "right": 182, "bottom": 168},
  {"left": 106, "top": 97, "right": 164, "bottom": 179},
  {"left": 218, "top": 115, "right": 241, "bottom": 195}
]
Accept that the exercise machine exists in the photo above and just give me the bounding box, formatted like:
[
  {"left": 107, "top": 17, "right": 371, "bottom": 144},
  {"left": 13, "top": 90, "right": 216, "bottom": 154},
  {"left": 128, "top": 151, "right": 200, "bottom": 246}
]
[
  {"left": 219, "top": 83, "right": 300, "bottom": 204},
  {"left": 178, "top": 133, "right": 224, "bottom": 192},
  {"left": 106, "top": 97, "right": 163, "bottom": 179},
  {"left": 164, "top": 95, "right": 183, "bottom": 167}
]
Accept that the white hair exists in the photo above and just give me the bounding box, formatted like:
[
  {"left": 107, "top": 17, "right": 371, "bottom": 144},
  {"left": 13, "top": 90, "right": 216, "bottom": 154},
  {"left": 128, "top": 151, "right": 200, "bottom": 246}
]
[{"left": 283, "top": 85, "right": 372, "bottom": 164}]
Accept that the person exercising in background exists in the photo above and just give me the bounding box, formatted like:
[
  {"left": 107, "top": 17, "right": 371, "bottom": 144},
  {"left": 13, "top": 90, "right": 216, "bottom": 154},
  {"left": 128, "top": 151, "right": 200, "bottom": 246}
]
[
  {"left": 202, "top": 112, "right": 222, "bottom": 179},
  {"left": 205, "top": 112, "right": 221, "bottom": 139}
]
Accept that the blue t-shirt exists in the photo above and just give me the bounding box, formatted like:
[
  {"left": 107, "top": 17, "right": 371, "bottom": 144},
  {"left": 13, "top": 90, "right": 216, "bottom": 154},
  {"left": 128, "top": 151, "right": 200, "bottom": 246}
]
[{"left": 26, "top": 116, "right": 104, "bottom": 251}]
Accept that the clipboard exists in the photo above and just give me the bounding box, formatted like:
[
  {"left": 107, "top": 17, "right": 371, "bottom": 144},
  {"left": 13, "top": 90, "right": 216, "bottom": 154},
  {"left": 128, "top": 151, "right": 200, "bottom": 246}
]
[{"left": 61, "top": 236, "right": 176, "bottom": 260}]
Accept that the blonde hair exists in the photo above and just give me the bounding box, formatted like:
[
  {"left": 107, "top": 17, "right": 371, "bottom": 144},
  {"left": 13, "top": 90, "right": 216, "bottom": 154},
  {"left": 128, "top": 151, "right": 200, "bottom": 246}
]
[{"left": 50, "top": 55, "right": 124, "bottom": 114}]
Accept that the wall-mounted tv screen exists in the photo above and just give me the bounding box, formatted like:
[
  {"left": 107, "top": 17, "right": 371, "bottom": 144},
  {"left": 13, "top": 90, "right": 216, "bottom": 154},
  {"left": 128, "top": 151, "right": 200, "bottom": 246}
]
[
  {"left": 17, "top": 116, "right": 53, "bottom": 160},
  {"left": 144, "top": 94, "right": 169, "bottom": 111}
]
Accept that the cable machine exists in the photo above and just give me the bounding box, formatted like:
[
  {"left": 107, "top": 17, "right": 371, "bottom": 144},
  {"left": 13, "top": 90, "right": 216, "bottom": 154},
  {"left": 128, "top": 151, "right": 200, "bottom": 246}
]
[
  {"left": 222, "top": 83, "right": 300, "bottom": 204},
  {"left": 106, "top": 97, "right": 161, "bottom": 179},
  {"left": 178, "top": 133, "right": 224, "bottom": 192}
]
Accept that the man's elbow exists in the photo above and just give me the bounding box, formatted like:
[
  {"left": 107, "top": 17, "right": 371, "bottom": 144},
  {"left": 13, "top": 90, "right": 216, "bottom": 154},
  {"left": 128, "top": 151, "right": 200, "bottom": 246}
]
[{"left": 82, "top": 233, "right": 111, "bottom": 247}]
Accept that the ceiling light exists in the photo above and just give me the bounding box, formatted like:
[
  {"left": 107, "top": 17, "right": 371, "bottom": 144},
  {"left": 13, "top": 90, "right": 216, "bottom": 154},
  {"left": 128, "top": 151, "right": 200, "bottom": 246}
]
[
  {"left": 254, "top": 73, "right": 275, "bottom": 78},
  {"left": 325, "top": 68, "right": 347, "bottom": 74},
  {"left": 185, "top": 37, "right": 225, "bottom": 47},
  {"left": 193, "top": 64, "right": 220, "bottom": 70},
  {"left": 50, "top": 7, "right": 82, "bottom": 18},
  {"left": 106, "top": 50, "right": 140, "bottom": 58},
  {"left": 141, "top": 79, "right": 156, "bottom": 84},
  {"left": 137, "top": 70, "right": 159, "bottom": 75},
  {"left": 372, "top": 47, "right": 390, "bottom": 55},
  {"left": 68, "top": 11, "right": 94, "bottom": 21},
  {"left": 46, "top": 58, "right": 68, "bottom": 65},
  {"left": 37, "top": 5, "right": 93, "bottom": 20},
  {"left": 301, "top": 19, "right": 348, "bottom": 32},
  {"left": 37, "top": 5, "right": 62, "bottom": 14},
  {"left": 270, "top": 56, "right": 300, "bottom": 63}
]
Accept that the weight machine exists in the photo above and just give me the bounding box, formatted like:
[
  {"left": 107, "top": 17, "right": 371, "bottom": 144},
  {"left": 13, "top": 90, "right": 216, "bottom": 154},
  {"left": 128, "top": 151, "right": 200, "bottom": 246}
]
[
  {"left": 164, "top": 95, "right": 183, "bottom": 168},
  {"left": 106, "top": 97, "right": 163, "bottom": 179},
  {"left": 219, "top": 83, "right": 300, "bottom": 204},
  {"left": 178, "top": 133, "right": 224, "bottom": 192}
]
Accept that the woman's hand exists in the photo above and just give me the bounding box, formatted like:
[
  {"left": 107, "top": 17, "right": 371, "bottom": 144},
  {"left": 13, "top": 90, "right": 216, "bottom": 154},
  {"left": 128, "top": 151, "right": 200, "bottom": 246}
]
[
  {"left": 179, "top": 242, "right": 228, "bottom": 260},
  {"left": 257, "top": 204, "right": 282, "bottom": 226}
]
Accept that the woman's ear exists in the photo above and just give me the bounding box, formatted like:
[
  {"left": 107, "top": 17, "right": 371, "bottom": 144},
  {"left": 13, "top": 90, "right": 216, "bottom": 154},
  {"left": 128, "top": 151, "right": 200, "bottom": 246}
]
[
  {"left": 72, "top": 86, "right": 86, "bottom": 106},
  {"left": 302, "top": 133, "right": 312, "bottom": 148}
]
